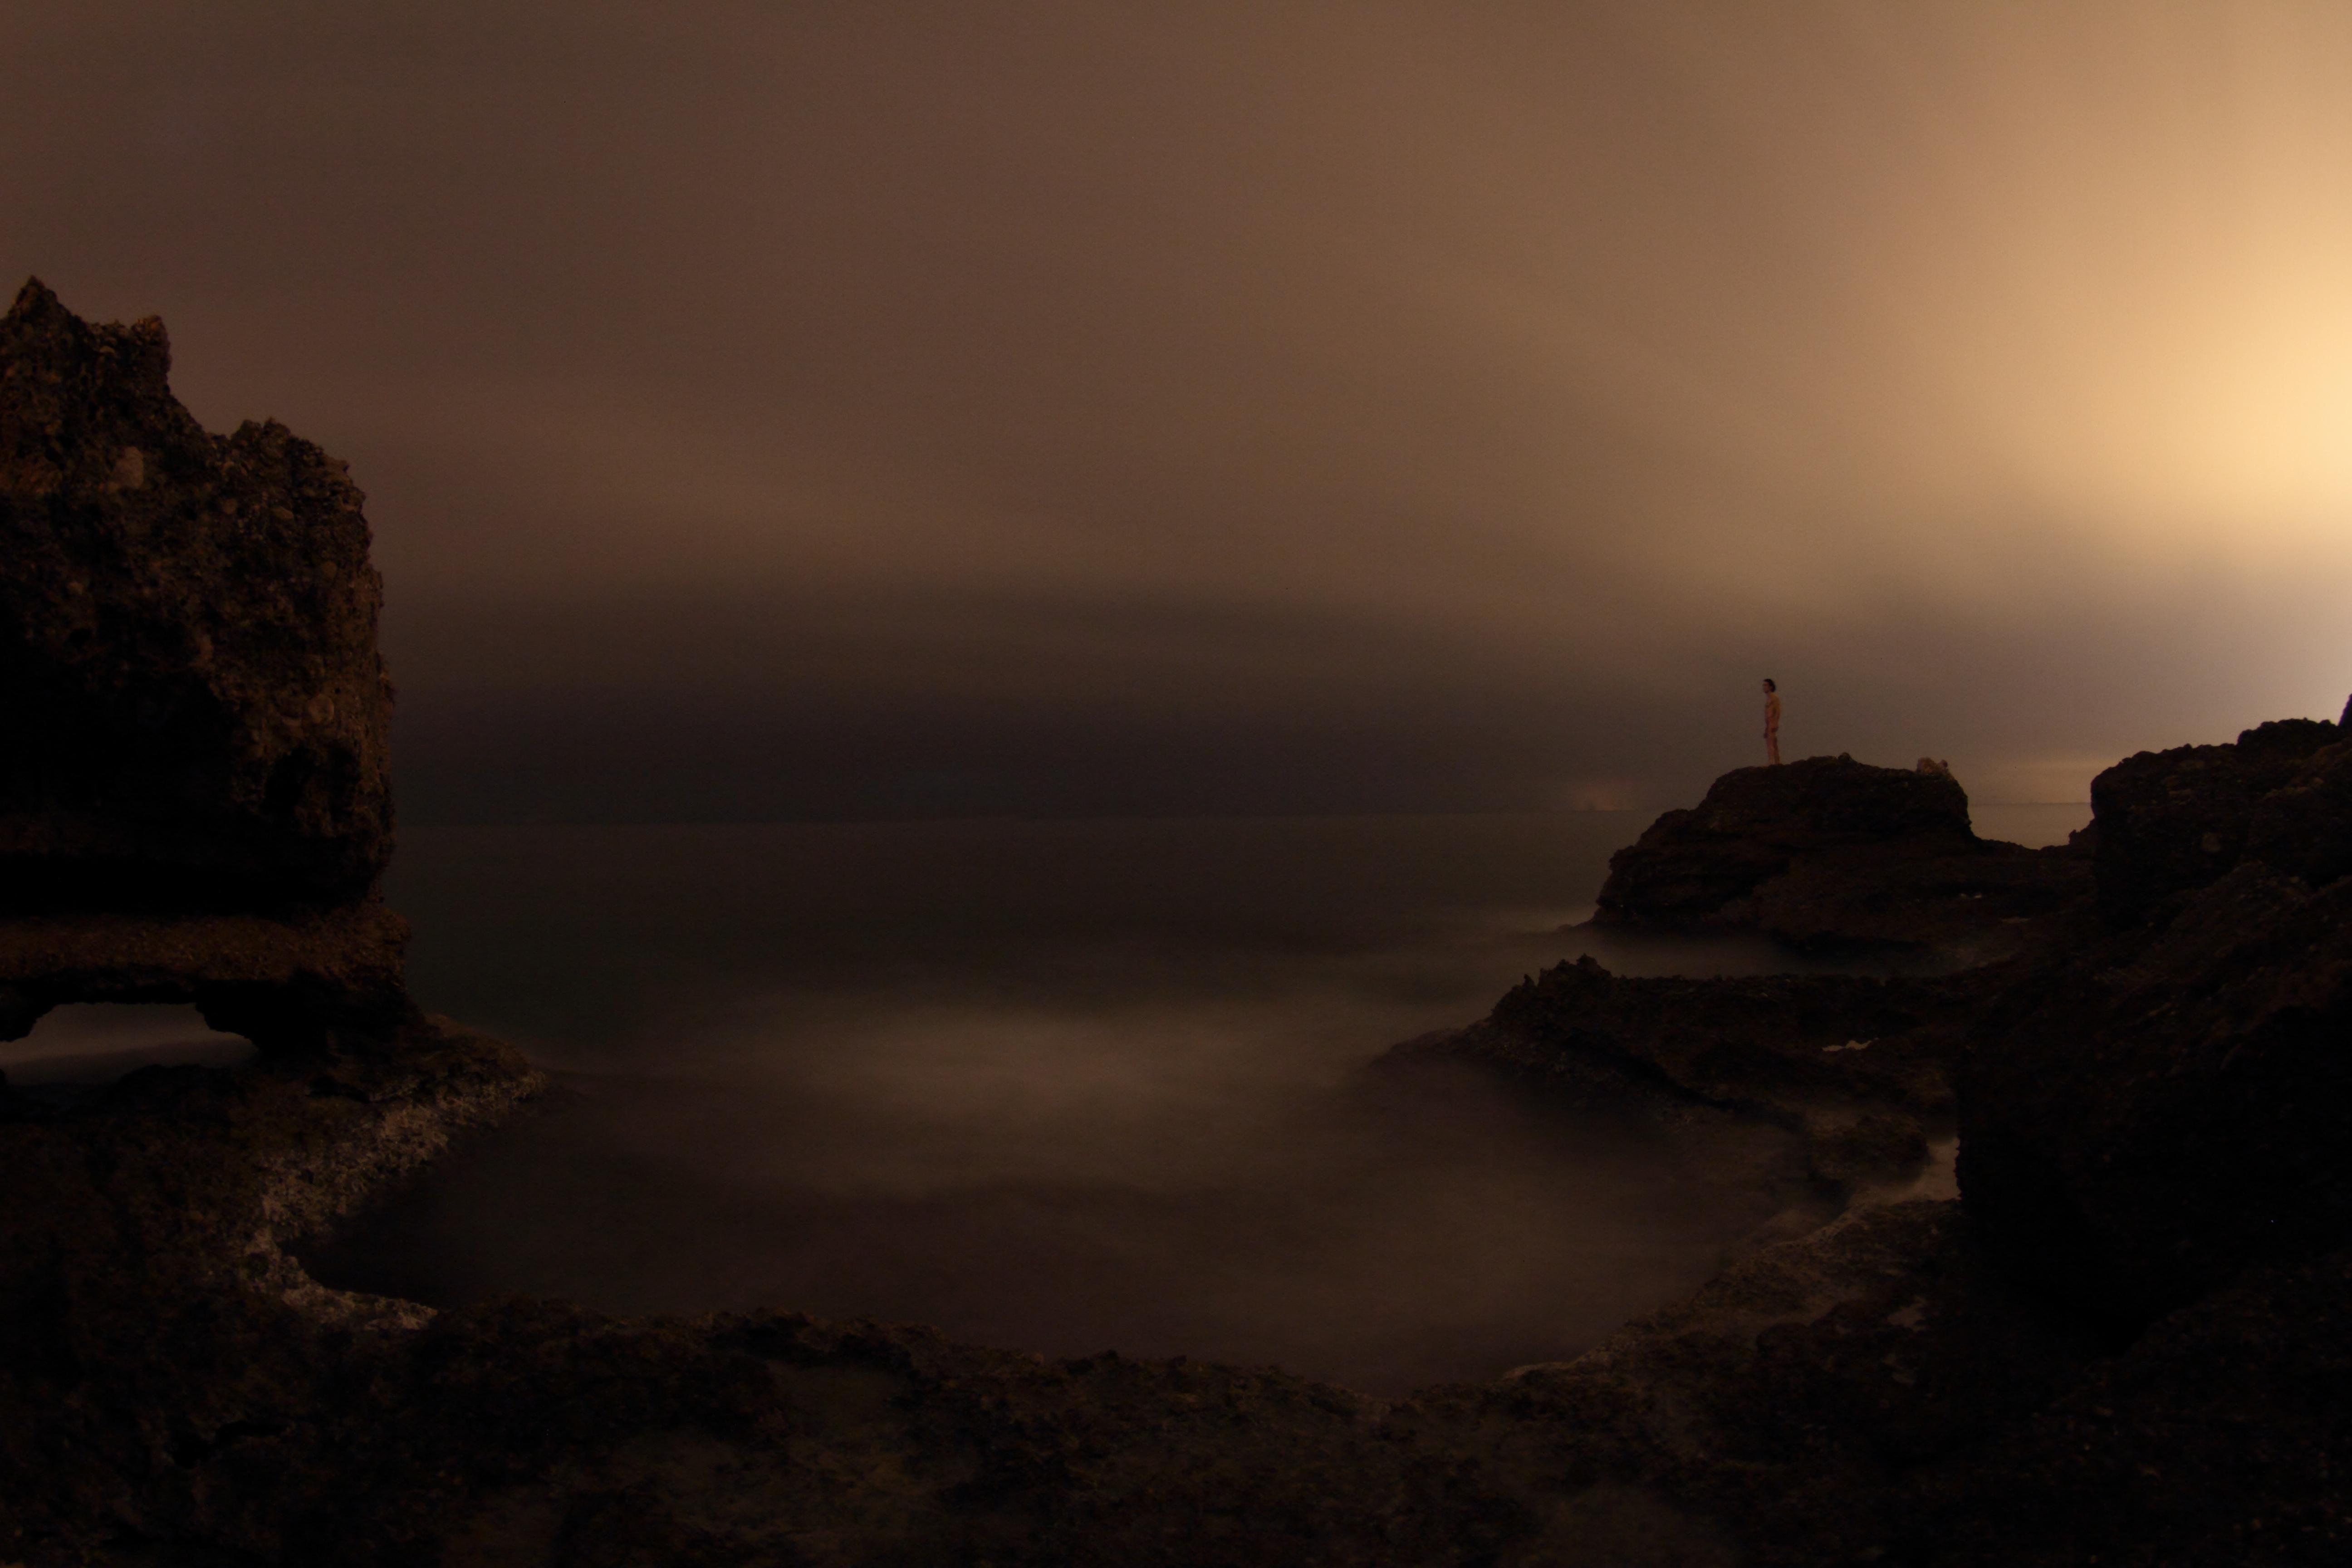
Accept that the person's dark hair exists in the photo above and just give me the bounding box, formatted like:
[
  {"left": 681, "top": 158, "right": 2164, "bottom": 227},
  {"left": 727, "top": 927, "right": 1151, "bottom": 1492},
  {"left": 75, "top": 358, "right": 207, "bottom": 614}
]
[{"left": 1763, "top": 678, "right": 1776, "bottom": 691}]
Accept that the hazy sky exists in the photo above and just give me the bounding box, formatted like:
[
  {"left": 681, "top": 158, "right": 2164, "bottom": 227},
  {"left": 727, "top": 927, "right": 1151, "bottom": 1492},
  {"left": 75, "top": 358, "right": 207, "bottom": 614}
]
[{"left": 10, "top": 1, "right": 2352, "bottom": 817}]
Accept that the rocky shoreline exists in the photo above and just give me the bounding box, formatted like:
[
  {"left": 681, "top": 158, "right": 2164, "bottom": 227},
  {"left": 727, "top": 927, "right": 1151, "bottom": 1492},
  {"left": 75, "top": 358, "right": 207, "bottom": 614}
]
[{"left": 6, "top": 280, "right": 2351, "bottom": 1564}]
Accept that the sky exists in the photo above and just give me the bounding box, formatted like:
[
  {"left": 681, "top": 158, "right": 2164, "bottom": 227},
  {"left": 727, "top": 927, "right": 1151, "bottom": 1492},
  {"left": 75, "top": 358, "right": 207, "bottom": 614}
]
[{"left": 8, "top": 0, "right": 2352, "bottom": 819}]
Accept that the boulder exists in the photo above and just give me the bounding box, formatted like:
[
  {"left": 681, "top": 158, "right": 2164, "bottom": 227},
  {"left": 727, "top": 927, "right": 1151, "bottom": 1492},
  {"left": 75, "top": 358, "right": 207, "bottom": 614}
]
[{"left": 1592, "top": 755, "right": 2087, "bottom": 954}]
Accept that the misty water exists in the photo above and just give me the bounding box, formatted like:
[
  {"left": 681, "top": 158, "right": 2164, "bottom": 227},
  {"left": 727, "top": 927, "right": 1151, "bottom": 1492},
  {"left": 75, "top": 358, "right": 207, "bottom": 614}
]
[{"left": 10, "top": 805, "right": 2085, "bottom": 1395}]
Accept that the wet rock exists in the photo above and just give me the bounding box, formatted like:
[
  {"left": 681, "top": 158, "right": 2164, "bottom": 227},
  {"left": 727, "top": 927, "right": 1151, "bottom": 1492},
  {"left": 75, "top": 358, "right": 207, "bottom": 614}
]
[
  {"left": 1, "top": 277, "right": 392, "bottom": 916},
  {"left": 1593, "top": 755, "right": 2089, "bottom": 955},
  {"left": 1399, "top": 954, "right": 1998, "bottom": 1214}
]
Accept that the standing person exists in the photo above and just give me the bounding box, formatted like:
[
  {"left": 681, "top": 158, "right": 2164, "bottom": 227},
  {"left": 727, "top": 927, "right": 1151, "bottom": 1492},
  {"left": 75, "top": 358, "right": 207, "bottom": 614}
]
[{"left": 1762, "top": 679, "right": 1782, "bottom": 765}]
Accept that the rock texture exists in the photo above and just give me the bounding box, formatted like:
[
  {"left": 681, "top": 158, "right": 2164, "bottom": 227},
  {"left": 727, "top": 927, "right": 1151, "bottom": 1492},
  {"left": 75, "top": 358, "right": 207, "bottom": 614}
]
[
  {"left": 0, "top": 279, "right": 410, "bottom": 1053},
  {"left": 1592, "top": 754, "right": 2090, "bottom": 956}
]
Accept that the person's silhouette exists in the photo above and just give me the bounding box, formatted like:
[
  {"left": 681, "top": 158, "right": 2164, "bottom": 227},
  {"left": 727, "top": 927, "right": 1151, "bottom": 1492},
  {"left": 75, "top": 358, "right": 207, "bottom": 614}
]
[{"left": 1762, "top": 679, "right": 1781, "bottom": 765}]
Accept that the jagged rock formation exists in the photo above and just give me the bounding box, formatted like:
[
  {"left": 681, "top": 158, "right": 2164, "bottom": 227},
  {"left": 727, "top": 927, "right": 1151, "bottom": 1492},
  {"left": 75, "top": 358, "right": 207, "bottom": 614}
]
[
  {"left": 0, "top": 279, "right": 411, "bottom": 1053},
  {"left": 1591, "top": 754, "right": 2090, "bottom": 956}
]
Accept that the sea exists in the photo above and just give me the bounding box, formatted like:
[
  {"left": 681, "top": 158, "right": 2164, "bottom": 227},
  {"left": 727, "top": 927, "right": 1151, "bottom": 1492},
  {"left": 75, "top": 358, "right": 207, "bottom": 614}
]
[{"left": 7, "top": 804, "right": 2087, "bottom": 1395}]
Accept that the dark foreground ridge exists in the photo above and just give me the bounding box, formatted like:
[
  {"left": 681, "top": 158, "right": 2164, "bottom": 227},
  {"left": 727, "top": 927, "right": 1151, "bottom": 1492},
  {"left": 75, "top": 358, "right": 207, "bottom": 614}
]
[{"left": 5, "top": 284, "right": 2350, "bottom": 1565}]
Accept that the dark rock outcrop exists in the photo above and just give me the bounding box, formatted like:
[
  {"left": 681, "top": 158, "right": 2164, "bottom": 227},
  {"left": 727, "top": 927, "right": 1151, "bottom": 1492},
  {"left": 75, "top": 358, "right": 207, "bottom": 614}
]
[
  {"left": 0, "top": 1035, "right": 560, "bottom": 1565},
  {"left": 1, "top": 277, "right": 392, "bottom": 916},
  {"left": 1402, "top": 1196, "right": 2352, "bottom": 1568},
  {"left": 1404, "top": 955, "right": 1999, "bottom": 1193},
  {"left": 2087, "top": 715, "right": 2341, "bottom": 926},
  {"left": 1958, "top": 707, "right": 2352, "bottom": 1337},
  {"left": 1475, "top": 956, "right": 1968, "bottom": 1118},
  {"left": 0, "top": 279, "right": 411, "bottom": 1053},
  {"left": 1592, "top": 754, "right": 2090, "bottom": 956},
  {"left": 1597, "top": 755, "right": 1973, "bottom": 926}
]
